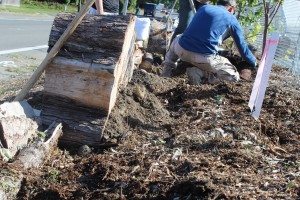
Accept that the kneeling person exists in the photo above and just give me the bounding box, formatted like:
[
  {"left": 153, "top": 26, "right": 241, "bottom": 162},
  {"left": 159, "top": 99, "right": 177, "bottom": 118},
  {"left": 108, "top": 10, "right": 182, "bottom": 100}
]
[{"left": 162, "top": 0, "right": 256, "bottom": 84}]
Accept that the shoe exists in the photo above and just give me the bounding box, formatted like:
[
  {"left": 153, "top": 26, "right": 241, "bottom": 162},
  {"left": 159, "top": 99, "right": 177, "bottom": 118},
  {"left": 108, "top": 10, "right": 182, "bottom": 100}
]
[
  {"left": 174, "top": 61, "right": 192, "bottom": 75},
  {"left": 161, "top": 65, "right": 173, "bottom": 77}
]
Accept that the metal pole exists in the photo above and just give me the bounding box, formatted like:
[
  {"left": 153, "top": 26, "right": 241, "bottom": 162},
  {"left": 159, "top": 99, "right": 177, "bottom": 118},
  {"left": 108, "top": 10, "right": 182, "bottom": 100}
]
[
  {"left": 166, "top": 0, "right": 178, "bottom": 30},
  {"left": 78, "top": 0, "right": 82, "bottom": 12},
  {"left": 188, "top": 0, "right": 196, "bottom": 14},
  {"left": 123, "top": 0, "right": 129, "bottom": 15},
  {"left": 165, "top": 0, "right": 178, "bottom": 50}
]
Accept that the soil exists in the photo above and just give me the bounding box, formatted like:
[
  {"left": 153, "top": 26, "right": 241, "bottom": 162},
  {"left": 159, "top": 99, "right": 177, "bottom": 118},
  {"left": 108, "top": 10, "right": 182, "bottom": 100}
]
[
  {"left": 0, "top": 60, "right": 300, "bottom": 199},
  {"left": 0, "top": 18, "right": 300, "bottom": 199}
]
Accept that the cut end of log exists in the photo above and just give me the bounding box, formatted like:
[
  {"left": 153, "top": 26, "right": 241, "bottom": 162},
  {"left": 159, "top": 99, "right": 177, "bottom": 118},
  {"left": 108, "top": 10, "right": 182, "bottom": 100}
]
[{"left": 41, "top": 13, "right": 137, "bottom": 146}]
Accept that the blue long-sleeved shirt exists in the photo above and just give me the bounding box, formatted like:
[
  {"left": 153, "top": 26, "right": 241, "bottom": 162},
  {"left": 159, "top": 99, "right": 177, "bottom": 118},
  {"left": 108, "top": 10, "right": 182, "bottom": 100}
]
[{"left": 179, "top": 5, "right": 256, "bottom": 68}]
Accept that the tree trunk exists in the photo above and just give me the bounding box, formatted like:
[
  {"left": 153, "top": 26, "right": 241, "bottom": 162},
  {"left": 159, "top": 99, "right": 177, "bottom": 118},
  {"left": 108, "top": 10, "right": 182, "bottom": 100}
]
[{"left": 41, "top": 13, "right": 136, "bottom": 146}]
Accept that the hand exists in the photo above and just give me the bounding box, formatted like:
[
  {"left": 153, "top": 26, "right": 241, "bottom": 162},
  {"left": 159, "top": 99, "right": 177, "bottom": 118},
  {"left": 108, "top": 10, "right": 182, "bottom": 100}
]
[{"left": 250, "top": 61, "right": 259, "bottom": 70}]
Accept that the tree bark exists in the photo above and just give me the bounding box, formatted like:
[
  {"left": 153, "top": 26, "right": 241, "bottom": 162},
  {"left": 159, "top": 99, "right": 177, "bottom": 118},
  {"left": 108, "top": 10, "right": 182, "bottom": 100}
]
[
  {"left": 13, "top": 0, "right": 96, "bottom": 101},
  {"left": 41, "top": 13, "right": 136, "bottom": 146}
]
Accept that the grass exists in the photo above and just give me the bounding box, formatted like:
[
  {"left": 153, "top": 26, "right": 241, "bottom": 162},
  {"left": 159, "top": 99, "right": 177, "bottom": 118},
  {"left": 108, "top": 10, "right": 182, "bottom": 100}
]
[
  {"left": 0, "top": 0, "right": 78, "bottom": 15},
  {"left": 0, "top": 1, "right": 137, "bottom": 16}
]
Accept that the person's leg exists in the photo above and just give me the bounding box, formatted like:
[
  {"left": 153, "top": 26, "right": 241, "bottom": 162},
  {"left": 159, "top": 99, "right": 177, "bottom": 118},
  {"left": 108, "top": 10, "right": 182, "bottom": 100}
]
[
  {"left": 174, "top": 46, "right": 239, "bottom": 84},
  {"left": 186, "top": 67, "right": 206, "bottom": 85},
  {"left": 161, "top": 36, "right": 180, "bottom": 77},
  {"left": 187, "top": 59, "right": 239, "bottom": 85},
  {"left": 206, "top": 55, "right": 240, "bottom": 82},
  {"left": 186, "top": 55, "right": 239, "bottom": 84},
  {"left": 170, "top": 0, "right": 194, "bottom": 43}
]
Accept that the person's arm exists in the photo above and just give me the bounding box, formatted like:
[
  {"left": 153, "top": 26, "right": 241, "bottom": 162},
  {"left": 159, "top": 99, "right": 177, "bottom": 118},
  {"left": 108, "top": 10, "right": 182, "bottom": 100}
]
[
  {"left": 230, "top": 20, "right": 257, "bottom": 68},
  {"left": 95, "top": 0, "right": 103, "bottom": 15}
]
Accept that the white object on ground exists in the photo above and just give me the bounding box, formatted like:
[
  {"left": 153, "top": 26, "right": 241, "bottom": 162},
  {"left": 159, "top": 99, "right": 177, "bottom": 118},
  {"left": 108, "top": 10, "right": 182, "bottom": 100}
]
[
  {"left": 248, "top": 32, "right": 280, "bottom": 119},
  {"left": 0, "top": 100, "right": 35, "bottom": 118},
  {"left": 172, "top": 148, "right": 182, "bottom": 161},
  {"left": 0, "top": 61, "right": 17, "bottom": 67},
  {"left": 135, "top": 17, "right": 151, "bottom": 41},
  {"left": 0, "top": 45, "right": 48, "bottom": 55}
]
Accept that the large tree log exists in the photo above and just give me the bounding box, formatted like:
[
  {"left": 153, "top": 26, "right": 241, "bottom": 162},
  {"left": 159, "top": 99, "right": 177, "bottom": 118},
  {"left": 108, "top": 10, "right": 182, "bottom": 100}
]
[
  {"left": 42, "top": 95, "right": 106, "bottom": 146},
  {"left": 13, "top": 0, "right": 96, "bottom": 101},
  {"left": 41, "top": 13, "right": 136, "bottom": 146}
]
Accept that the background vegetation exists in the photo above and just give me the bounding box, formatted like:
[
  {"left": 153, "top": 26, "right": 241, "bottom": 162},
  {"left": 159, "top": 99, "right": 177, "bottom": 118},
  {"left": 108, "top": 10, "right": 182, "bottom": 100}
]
[{"left": 0, "top": 0, "right": 78, "bottom": 14}]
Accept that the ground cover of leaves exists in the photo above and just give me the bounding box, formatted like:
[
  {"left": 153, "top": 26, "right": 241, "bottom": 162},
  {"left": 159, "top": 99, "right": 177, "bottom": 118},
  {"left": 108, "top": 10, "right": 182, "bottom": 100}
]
[{"left": 0, "top": 64, "right": 300, "bottom": 199}]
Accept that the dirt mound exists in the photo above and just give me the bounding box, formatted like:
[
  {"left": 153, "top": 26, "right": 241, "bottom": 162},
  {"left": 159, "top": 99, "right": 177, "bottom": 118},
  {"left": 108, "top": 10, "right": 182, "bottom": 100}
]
[
  {"left": 1, "top": 64, "right": 300, "bottom": 199},
  {"left": 103, "top": 69, "right": 178, "bottom": 141}
]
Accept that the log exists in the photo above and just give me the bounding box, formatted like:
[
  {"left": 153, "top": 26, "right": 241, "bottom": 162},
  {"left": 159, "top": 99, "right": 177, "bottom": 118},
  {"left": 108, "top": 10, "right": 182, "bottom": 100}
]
[
  {"left": 0, "top": 170, "right": 22, "bottom": 200},
  {"left": 0, "top": 122, "right": 62, "bottom": 200},
  {"left": 133, "top": 47, "right": 144, "bottom": 67},
  {"left": 13, "top": 0, "right": 95, "bottom": 101},
  {"left": 45, "top": 13, "right": 136, "bottom": 112},
  {"left": 41, "top": 13, "right": 136, "bottom": 146},
  {"left": 140, "top": 52, "right": 153, "bottom": 72},
  {"left": 43, "top": 57, "right": 115, "bottom": 110},
  {"left": 13, "top": 122, "right": 63, "bottom": 169},
  {"left": 42, "top": 95, "right": 106, "bottom": 146}
]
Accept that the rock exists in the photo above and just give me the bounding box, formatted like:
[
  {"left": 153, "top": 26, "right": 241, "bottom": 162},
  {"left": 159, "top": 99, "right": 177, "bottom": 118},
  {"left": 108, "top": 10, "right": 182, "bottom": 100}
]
[
  {"left": 133, "top": 84, "right": 146, "bottom": 100},
  {"left": 78, "top": 145, "right": 91, "bottom": 156}
]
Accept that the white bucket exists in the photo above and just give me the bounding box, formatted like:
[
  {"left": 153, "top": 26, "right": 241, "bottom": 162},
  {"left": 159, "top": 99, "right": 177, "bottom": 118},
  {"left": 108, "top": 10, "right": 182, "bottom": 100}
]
[{"left": 135, "top": 17, "right": 151, "bottom": 41}]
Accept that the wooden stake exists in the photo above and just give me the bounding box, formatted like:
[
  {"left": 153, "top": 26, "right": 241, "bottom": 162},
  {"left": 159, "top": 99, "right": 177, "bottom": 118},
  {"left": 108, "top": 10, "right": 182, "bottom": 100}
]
[{"left": 13, "top": 0, "right": 95, "bottom": 102}]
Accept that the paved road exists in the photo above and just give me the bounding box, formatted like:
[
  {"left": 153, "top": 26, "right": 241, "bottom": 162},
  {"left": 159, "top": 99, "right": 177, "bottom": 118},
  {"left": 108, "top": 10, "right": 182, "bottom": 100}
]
[
  {"left": 0, "top": 13, "right": 54, "bottom": 53},
  {"left": 0, "top": 13, "right": 55, "bottom": 82}
]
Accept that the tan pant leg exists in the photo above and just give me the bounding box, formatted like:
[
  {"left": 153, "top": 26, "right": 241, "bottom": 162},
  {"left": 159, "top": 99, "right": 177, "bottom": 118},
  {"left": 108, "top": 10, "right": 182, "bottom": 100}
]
[
  {"left": 186, "top": 67, "right": 205, "bottom": 85},
  {"left": 175, "top": 45, "right": 240, "bottom": 83},
  {"left": 205, "top": 56, "right": 240, "bottom": 82},
  {"left": 163, "top": 35, "right": 181, "bottom": 69}
]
